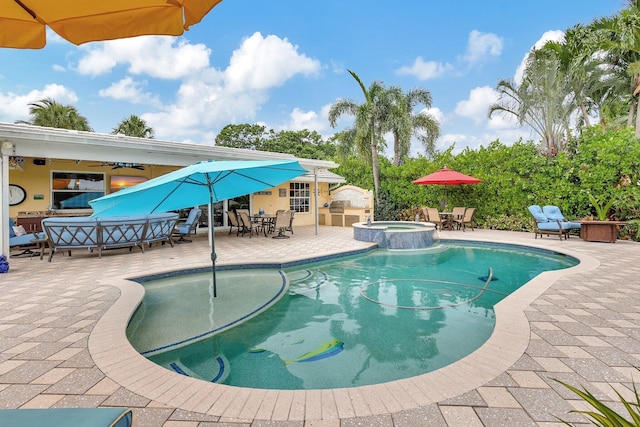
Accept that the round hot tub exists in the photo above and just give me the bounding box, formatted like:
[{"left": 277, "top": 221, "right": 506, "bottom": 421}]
[{"left": 352, "top": 221, "right": 438, "bottom": 249}]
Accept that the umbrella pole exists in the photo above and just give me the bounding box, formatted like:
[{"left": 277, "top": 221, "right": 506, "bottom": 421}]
[{"left": 209, "top": 199, "right": 217, "bottom": 298}]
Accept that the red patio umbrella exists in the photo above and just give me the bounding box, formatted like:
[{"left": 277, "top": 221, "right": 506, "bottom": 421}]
[{"left": 412, "top": 167, "right": 482, "bottom": 210}]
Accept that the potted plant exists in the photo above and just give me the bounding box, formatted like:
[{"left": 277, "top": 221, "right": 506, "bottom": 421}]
[
  {"left": 588, "top": 193, "right": 616, "bottom": 221},
  {"left": 581, "top": 194, "right": 623, "bottom": 242}
]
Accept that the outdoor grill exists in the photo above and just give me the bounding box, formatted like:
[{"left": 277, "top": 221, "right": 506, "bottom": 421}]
[{"left": 329, "top": 200, "right": 351, "bottom": 213}]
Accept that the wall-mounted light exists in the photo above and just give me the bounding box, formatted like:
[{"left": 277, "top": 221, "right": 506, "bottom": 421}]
[{"left": 1, "top": 141, "right": 15, "bottom": 155}]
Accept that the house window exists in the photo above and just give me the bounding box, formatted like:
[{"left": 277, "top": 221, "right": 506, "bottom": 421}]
[
  {"left": 51, "top": 171, "right": 105, "bottom": 210},
  {"left": 289, "top": 182, "right": 310, "bottom": 213}
]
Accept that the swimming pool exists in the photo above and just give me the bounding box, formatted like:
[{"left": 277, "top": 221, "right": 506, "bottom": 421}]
[{"left": 127, "top": 242, "right": 577, "bottom": 390}]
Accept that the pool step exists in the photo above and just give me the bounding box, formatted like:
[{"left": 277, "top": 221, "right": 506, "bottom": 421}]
[
  {"left": 287, "top": 269, "right": 329, "bottom": 294},
  {"left": 169, "top": 354, "right": 229, "bottom": 383}
]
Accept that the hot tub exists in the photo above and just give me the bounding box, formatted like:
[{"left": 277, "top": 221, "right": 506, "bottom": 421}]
[{"left": 352, "top": 221, "right": 438, "bottom": 249}]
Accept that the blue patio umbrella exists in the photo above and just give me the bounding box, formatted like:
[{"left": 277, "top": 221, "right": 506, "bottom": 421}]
[{"left": 89, "top": 159, "right": 308, "bottom": 296}]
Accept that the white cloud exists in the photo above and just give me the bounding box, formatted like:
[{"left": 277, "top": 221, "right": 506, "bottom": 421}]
[
  {"left": 140, "top": 32, "right": 322, "bottom": 142},
  {"left": 98, "top": 77, "right": 162, "bottom": 107},
  {"left": 514, "top": 30, "right": 564, "bottom": 84},
  {"left": 0, "top": 84, "right": 78, "bottom": 123},
  {"left": 398, "top": 30, "right": 501, "bottom": 81},
  {"left": 224, "top": 32, "right": 320, "bottom": 92},
  {"left": 76, "top": 36, "right": 211, "bottom": 79},
  {"left": 396, "top": 57, "right": 454, "bottom": 80},
  {"left": 461, "top": 30, "right": 503, "bottom": 66},
  {"left": 279, "top": 107, "right": 327, "bottom": 134},
  {"left": 454, "top": 86, "right": 498, "bottom": 124}
]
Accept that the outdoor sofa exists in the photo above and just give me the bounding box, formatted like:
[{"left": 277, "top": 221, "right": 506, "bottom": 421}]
[{"left": 42, "top": 212, "right": 178, "bottom": 261}]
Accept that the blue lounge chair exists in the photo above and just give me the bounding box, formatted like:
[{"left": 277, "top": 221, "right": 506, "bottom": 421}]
[
  {"left": 542, "top": 206, "right": 582, "bottom": 233},
  {"left": 9, "top": 218, "right": 46, "bottom": 256},
  {"left": 527, "top": 205, "right": 572, "bottom": 240}
]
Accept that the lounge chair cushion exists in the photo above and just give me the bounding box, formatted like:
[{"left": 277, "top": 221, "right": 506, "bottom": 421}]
[
  {"left": 537, "top": 221, "right": 575, "bottom": 231},
  {"left": 528, "top": 205, "right": 549, "bottom": 223}
]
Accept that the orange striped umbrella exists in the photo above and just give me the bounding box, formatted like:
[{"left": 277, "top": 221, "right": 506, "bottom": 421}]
[{"left": 0, "top": 0, "right": 222, "bottom": 49}]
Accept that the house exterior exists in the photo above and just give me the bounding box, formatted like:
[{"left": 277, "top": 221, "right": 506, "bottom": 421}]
[{"left": 0, "top": 123, "right": 347, "bottom": 255}]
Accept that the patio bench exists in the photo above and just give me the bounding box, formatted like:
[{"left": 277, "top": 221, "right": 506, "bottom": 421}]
[{"left": 42, "top": 212, "right": 178, "bottom": 261}]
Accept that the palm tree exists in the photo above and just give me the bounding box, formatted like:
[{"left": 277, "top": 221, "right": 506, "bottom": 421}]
[
  {"left": 489, "top": 50, "right": 573, "bottom": 156},
  {"left": 112, "top": 115, "right": 154, "bottom": 138},
  {"left": 385, "top": 86, "right": 440, "bottom": 165},
  {"left": 16, "top": 98, "right": 92, "bottom": 131},
  {"left": 328, "top": 70, "right": 392, "bottom": 200},
  {"left": 539, "top": 25, "right": 597, "bottom": 129},
  {"left": 591, "top": 0, "right": 640, "bottom": 135}
]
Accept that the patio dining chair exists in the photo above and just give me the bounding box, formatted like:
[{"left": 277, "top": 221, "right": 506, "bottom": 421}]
[
  {"left": 426, "top": 207, "right": 443, "bottom": 230},
  {"left": 451, "top": 207, "right": 466, "bottom": 228},
  {"left": 227, "top": 211, "right": 241, "bottom": 236},
  {"left": 421, "top": 207, "right": 430, "bottom": 222},
  {"left": 237, "top": 210, "right": 259, "bottom": 237},
  {"left": 173, "top": 208, "right": 201, "bottom": 243},
  {"left": 285, "top": 210, "right": 295, "bottom": 234},
  {"left": 272, "top": 210, "right": 291, "bottom": 239},
  {"left": 454, "top": 207, "right": 476, "bottom": 231}
]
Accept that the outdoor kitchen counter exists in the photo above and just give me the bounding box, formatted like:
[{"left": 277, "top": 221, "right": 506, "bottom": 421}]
[{"left": 319, "top": 206, "right": 372, "bottom": 227}]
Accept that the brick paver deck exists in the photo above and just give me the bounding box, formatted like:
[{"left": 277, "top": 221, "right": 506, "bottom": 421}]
[{"left": 2, "top": 225, "right": 639, "bottom": 426}]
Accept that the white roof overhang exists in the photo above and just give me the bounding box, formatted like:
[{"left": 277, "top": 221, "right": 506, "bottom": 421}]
[{"left": 0, "top": 123, "right": 344, "bottom": 182}]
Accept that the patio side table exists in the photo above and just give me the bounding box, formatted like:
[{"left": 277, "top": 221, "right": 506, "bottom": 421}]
[{"left": 578, "top": 220, "right": 627, "bottom": 243}]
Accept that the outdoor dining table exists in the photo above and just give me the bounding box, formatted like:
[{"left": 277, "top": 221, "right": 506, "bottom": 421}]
[
  {"left": 439, "top": 212, "right": 456, "bottom": 230},
  {"left": 250, "top": 214, "right": 275, "bottom": 237}
]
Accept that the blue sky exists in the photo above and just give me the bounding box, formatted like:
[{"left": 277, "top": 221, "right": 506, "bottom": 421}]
[{"left": 0, "top": 1, "right": 624, "bottom": 159}]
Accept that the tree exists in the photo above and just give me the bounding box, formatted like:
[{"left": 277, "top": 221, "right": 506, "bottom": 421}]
[
  {"left": 385, "top": 86, "right": 440, "bottom": 165},
  {"left": 16, "top": 98, "right": 92, "bottom": 131},
  {"left": 112, "top": 115, "right": 154, "bottom": 138},
  {"left": 262, "top": 129, "right": 336, "bottom": 160},
  {"left": 328, "top": 70, "right": 392, "bottom": 200},
  {"left": 489, "top": 50, "right": 573, "bottom": 156},
  {"left": 215, "top": 124, "right": 269, "bottom": 150},
  {"left": 540, "top": 25, "right": 598, "bottom": 129},
  {"left": 591, "top": 0, "right": 640, "bottom": 135}
]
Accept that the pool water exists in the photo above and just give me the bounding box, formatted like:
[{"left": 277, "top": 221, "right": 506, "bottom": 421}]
[{"left": 131, "top": 243, "right": 577, "bottom": 390}]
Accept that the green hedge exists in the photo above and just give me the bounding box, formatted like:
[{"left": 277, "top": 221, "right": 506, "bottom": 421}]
[{"left": 335, "top": 127, "right": 640, "bottom": 239}]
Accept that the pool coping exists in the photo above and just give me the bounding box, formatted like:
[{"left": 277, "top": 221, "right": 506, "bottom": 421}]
[{"left": 88, "top": 236, "right": 599, "bottom": 422}]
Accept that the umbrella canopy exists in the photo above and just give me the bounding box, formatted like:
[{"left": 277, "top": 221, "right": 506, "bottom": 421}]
[
  {"left": 412, "top": 167, "right": 482, "bottom": 209},
  {"left": 412, "top": 167, "right": 482, "bottom": 186},
  {"left": 89, "top": 159, "right": 308, "bottom": 297},
  {"left": 0, "top": 0, "right": 223, "bottom": 49}
]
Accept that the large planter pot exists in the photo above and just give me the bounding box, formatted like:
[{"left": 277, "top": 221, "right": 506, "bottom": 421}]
[{"left": 578, "top": 220, "right": 627, "bottom": 243}]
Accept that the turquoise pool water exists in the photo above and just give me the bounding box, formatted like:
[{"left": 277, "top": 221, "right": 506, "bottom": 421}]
[{"left": 128, "top": 242, "right": 577, "bottom": 390}]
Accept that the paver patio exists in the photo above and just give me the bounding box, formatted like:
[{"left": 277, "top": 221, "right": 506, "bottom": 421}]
[{"left": 2, "top": 225, "right": 639, "bottom": 426}]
